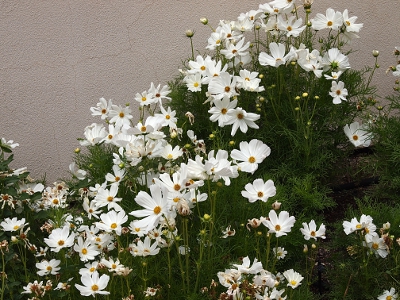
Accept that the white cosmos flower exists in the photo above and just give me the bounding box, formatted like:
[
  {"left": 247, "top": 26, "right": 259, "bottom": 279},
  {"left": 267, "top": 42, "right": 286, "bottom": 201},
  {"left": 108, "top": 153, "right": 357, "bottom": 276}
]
[
  {"left": 259, "top": 42, "right": 294, "bottom": 67},
  {"left": 283, "top": 269, "right": 304, "bottom": 289},
  {"left": 208, "top": 72, "right": 238, "bottom": 100},
  {"left": 377, "top": 288, "right": 398, "bottom": 300},
  {"left": 329, "top": 81, "right": 348, "bottom": 104},
  {"left": 300, "top": 220, "right": 326, "bottom": 240},
  {"left": 130, "top": 183, "right": 171, "bottom": 233},
  {"left": 231, "top": 139, "right": 271, "bottom": 174},
  {"left": 208, "top": 96, "right": 237, "bottom": 127},
  {"left": 0, "top": 217, "right": 27, "bottom": 232},
  {"left": 342, "top": 9, "right": 363, "bottom": 33},
  {"left": 80, "top": 123, "right": 107, "bottom": 146},
  {"left": 262, "top": 210, "right": 296, "bottom": 237},
  {"left": 322, "top": 48, "right": 350, "bottom": 72},
  {"left": 129, "top": 236, "right": 160, "bottom": 257},
  {"left": 75, "top": 271, "right": 110, "bottom": 297},
  {"left": 343, "top": 122, "right": 372, "bottom": 147},
  {"left": 90, "top": 97, "right": 112, "bottom": 120},
  {"left": 277, "top": 15, "right": 306, "bottom": 37},
  {"left": 232, "top": 256, "right": 263, "bottom": 275},
  {"left": 311, "top": 8, "right": 343, "bottom": 31},
  {"left": 226, "top": 107, "right": 260, "bottom": 136},
  {"left": 73, "top": 236, "right": 100, "bottom": 262},
  {"left": 364, "top": 235, "right": 389, "bottom": 258},
  {"left": 241, "top": 178, "right": 276, "bottom": 203},
  {"left": 36, "top": 259, "right": 61, "bottom": 276},
  {"left": 44, "top": 225, "right": 76, "bottom": 253},
  {"left": 95, "top": 210, "right": 128, "bottom": 236}
]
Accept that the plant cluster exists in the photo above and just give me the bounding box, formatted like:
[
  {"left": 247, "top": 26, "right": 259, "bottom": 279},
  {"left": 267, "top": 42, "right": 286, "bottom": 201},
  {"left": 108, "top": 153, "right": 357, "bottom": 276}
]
[{"left": 1, "top": 0, "right": 400, "bottom": 299}]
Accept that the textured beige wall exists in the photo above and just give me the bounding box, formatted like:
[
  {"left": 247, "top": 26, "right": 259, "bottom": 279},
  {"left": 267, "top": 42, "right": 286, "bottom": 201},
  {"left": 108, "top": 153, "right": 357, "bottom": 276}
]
[{"left": 1, "top": 0, "right": 399, "bottom": 182}]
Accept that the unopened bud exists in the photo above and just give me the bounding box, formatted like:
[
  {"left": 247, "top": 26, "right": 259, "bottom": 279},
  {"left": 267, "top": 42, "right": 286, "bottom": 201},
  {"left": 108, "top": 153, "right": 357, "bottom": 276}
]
[
  {"left": 203, "top": 214, "right": 211, "bottom": 221},
  {"left": 74, "top": 148, "right": 81, "bottom": 154},
  {"left": 200, "top": 17, "right": 208, "bottom": 25},
  {"left": 185, "top": 29, "right": 194, "bottom": 38},
  {"left": 303, "top": 244, "right": 308, "bottom": 253},
  {"left": 372, "top": 50, "right": 380, "bottom": 57},
  {"left": 302, "top": 92, "right": 308, "bottom": 98},
  {"left": 271, "top": 201, "right": 281, "bottom": 210},
  {"left": 311, "top": 243, "right": 317, "bottom": 249}
]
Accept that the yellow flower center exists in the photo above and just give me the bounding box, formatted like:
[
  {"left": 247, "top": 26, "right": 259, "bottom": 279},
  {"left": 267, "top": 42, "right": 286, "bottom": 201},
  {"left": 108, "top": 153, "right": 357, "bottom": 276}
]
[
  {"left": 46, "top": 266, "right": 52, "bottom": 271},
  {"left": 287, "top": 26, "right": 292, "bottom": 31},
  {"left": 108, "top": 134, "right": 113, "bottom": 139},
  {"left": 91, "top": 284, "right": 99, "bottom": 291},
  {"left": 141, "top": 126, "right": 147, "bottom": 132},
  {"left": 82, "top": 248, "right": 88, "bottom": 255},
  {"left": 58, "top": 240, "right": 65, "bottom": 246},
  {"left": 119, "top": 112, "right": 125, "bottom": 118},
  {"left": 53, "top": 199, "right": 59, "bottom": 205},
  {"left": 372, "top": 243, "right": 379, "bottom": 250},
  {"left": 327, "top": 21, "right": 333, "bottom": 27},
  {"left": 154, "top": 206, "right": 161, "bottom": 214},
  {"left": 200, "top": 66, "right": 206, "bottom": 71},
  {"left": 13, "top": 225, "right": 20, "bottom": 230},
  {"left": 141, "top": 97, "right": 147, "bottom": 102},
  {"left": 221, "top": 108, "right": 227, "bottom": 114},
  {"left": 237, "top": 113, "right": 244, "bottom": 119},
  {"left": 225, "top": 86, "right": 231, "bottom": 92},
  {"left": 115, "top": 176, "right": 120, "bottom": 182},
  {"left": 174, "top": 184, "right": 181, "bottom": 191},
  {"left": 257, "top": 191, "right": 264, "bottom": 198},
  {"left": 353, "top": 135, "right": 359, "bottom": 141},
  {"left": 166, "top": 115, "right": 170, "bottom": 120},
  {"left": 101, "top": 108, "right": 107, "bottom": 114},
  {"left": 248, "top": 156, "right": 256, "bottom": 163},
  {"left": 90, "top": 267, "right": 96, "bottom": 272},
  {"left": 356, "top": 224, "right": 362, "bottom": 229},
  {"left": 275, "top": 225, "right": 281, "bottom": 231},
  {"left": 107, "top": 196, "right": 113, "bottom": 202},
  {"left": 310, "top": 231, "right": 316, "bottom": 236},
  {"left": 290, "top": 280, "right": 297, "bottom": 286},
  {"left": 111, "top": 223, "right": 117, "bottom": 229},
  {"left": 193, "top": 82, "right": 199, "bottom": 87},
  {"left": 346, "top": 21, "right": 351, "bottom": 26},
  {"left": 167, "top": 154, "right": 173, "bottom": 159}
]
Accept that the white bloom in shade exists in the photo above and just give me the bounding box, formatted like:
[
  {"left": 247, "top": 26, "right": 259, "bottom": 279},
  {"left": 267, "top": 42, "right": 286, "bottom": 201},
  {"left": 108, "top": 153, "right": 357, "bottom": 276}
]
[
  {"left": 233, "top": 256, "right": 263, "bottom": 275},
  {"left": 300, "top": 220, "right": 326, "bottom": 240},
  {"left": 231, "top": 139, "right": 271, "bottom": 174},
  {"left": 226, "top": 107, "right": 260, "bottom": 136},
  {"left": 95, "top": 210, "right": 128, "bottom": 236},
  {"left": 343, "top": 214, "right": 375, "bottom": 235},
  {"left": 75, "top": 271, "right": 110, "bottom": 297},
  {"left": 262, "top": 210, "right": 296, "bottom": 237},
  {"left": 44, "top": 225, "right": 76, "bottom": 253},
  {"left": 79, "top": 261, "right": 99, "bottom": 276},
  {"left": 344, "top": 122, "right": 372, "bottom": 147},
  {"left": 329, "top": 81, "right": 348, "bottom": 104},
  {"left": 311, "top": 8, "right": 343, "bottom": 31},
  {"left": 241, "top": 178, "right": 276, "bottom": 203},
  {"left": 208, "top": 96, "right": 237, "bottom": 127},
  {"left": 342, "top": 9, "right": 363, "bottom": 33},
  {"left": 283, "top": 269, "right": 304, "bottom": 289},
  {"left": 36, "top": 259, "right": 61, "bottom": 276},
  {"left": 377, "top": 288, "right": 398, "bottom": 300},
  {"left": 130, "top": 183, "right": 170, "bottom": 233},
  {"left": 0, "top": 217, "right": 27, "bottom": 232},
  {"left": 273, "top": 247, "right": 287, "bottom": 260},
  {"left": 259, "top": 42, "right": 293, "bottom": 67},
  {"left": 343, "top": 216, "right": 363, "bottom": 235},
  {"left": 100, "top": 257, "right": 124, "bottom": 273},
  {"left": 208, "top": 72, "right": 238, "bottom": 100},
  {"left": 364, "top": 235, "right": 389, "bottom": 258}
]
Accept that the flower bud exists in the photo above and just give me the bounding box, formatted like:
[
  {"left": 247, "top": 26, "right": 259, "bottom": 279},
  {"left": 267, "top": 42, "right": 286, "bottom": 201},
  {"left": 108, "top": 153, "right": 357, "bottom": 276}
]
[
  {"left": 185, "top": 29, "right": 194, "bottom": 37},
  {"left": 209, "top": 133, "right": 215, "bottom": 139},
  {"left": 271, "top": 201, "right": 281, "bottom": 210},
  {"left": 302, "top": 92, "right": 308, "bottom": 98},
  {"left": 74, "top": 148, "right": 81, "bottom": 154},
  {"left": 303, "top": 244, "right": 308, "bottom": 253},
  {"left": 372, "top": 50, "right": 379, "bottom": 57},
  {"left": 203, "top": 214, "right": 211, "bottom": 221},
  {"left": 311, "top": 243, "right": 317, "bottom": 249},
  {"left": 200, "top": 17, "right": 208, "bottom": 25},
  {"left": 118, "top": 162, "right": 125, "bottom": 169}
]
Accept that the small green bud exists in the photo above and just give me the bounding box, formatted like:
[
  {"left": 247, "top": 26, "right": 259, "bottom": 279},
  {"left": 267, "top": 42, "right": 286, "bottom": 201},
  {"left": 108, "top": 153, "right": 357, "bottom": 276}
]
[
  {"left": 74, "top": 148, "right": 81, "bottom": 154},
  {"left": 372, "top": 50, "right": 379, "bottom": 57},
  {"left": 203, "top": 214, "right": 211, "bottom": 221},
  {"left": 302, "top": 92, "right": 308, "bottom": 98},
  {"left": 200, "top": 17, "right": 208, "bottom": 25},
  {"left": 229, "top": 140, "right": 235, "bottom": 146},
  {"left": 209, "top": 133, "right": 215, "bottom": 139},
  {"left": 258, "top": 74, "right": 264, "bottom": 79},
  {"left": 118, "top": 162, "right": 125, "bottom": 169},
  {"left": 295, "top": 96, "right": 301, "bottom": 100},
  {"left": 295, "top": 107, "right": 300, "bottom": 111},
  {"left": 259, "top": 96, "right": 265, "bottom": 102},
  {"left": 314, "top": 95, "right": 319, "bottom": 100}
]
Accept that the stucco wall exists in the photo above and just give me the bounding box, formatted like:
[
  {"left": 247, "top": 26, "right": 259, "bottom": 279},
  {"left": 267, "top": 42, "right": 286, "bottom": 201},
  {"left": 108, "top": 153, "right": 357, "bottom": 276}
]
[{"left": 1, "top": 0, "right": 399, "bottom": 182}]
